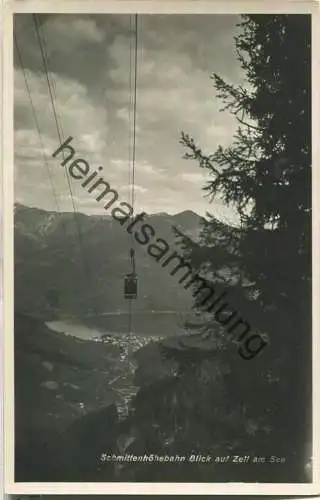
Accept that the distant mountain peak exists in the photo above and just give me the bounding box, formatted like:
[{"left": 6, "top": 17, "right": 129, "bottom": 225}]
[
  {"left": 173, "top": 209, "right": 201, "bottom": 218},
  {"left": 151, "top": 212, "right": 170, "bottom": 217}
]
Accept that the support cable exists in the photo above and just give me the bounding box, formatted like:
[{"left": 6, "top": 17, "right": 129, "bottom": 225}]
[
  {"left": 127, "top": 14, "right": 139, "bottom": 352},
  {"left": 32, "top": 14, "right": 95, "bottom": 309},
  {"left": 14, "top": 32, "right": 61, "bottom": 214}
]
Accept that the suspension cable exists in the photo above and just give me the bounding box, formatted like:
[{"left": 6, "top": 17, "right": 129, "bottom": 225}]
[
  {"left": 128, "top": 14, "right": 138, "bottom": 267},
  {"left": 32, "top": 14, "right": 93, "bottom": 290},
  {"left": 131, "top": 13, "right": 138, "bottom": 215},
  {"left": 127, "top": 14, "right": 139, "bottom": 346},
  {"left": 31, "top": 14, "right": 102, "bottom": 317},
  {"left": 128, "top": 15, "right": 133, "bottom": 239},
  {"left": 127, "top": 14, "right": 139, "bottom": 265},
  {"left": 14, "top": 32, "right": 61, "bottom": 214},
  {"left": 36, "top": 17, "right": 65, "bottom": 158}
]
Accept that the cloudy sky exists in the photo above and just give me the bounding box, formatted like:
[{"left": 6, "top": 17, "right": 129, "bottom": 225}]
[{"left": 14, "top": 13, "right": 244, "bottom": 223}]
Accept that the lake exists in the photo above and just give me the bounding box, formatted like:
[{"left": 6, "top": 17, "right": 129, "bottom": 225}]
[
  {"left": 46, "top": 311, "right": 199, "bottom": 340},
  {"left": 45, "top": 311, "right": 200, "bottom": 417}
]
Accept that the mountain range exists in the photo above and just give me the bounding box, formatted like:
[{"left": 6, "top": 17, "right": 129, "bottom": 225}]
[{"left": 14, "top": 203, "right": 205, "bottom": 318}]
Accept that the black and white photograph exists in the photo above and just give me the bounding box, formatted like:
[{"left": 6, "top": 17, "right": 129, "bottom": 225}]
[{"left": 3, "top": 2, "right": 319, "bottom": 493}]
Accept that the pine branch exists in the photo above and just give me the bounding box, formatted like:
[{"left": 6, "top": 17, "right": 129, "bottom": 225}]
[{"left": 235, "top": 114, "right": 264, "bottom": 132}]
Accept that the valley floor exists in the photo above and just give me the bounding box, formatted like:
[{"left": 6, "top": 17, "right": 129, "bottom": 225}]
[{"left": 13, "top": 312, "right": 311, "bottom": 483}]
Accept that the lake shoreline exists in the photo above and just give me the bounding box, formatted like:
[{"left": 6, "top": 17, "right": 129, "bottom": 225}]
[
  {"left": 45, "top": 310, "right": 200, "bottom": 340},
  {"left": 45, "top": 314, "right": 181, "bottom": 416}
]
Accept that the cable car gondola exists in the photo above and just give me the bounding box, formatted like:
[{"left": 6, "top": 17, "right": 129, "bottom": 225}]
[
  {"left": 124, "top": 247, "right": 138, "bottom": 300},
  {"left": 124, "top": 273, "right": 138, "bottom": 300}
]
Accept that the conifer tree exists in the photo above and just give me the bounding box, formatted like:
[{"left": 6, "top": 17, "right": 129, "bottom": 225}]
[
  {"left": 176, "top": 14, "right": 311, "bottom": 478},
  {"left": 128, "top": 15, "right": 311, "bottom": 482}
]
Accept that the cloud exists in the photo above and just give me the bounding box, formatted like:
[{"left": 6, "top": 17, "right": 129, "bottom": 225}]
[
  {"left": 14, "top": 65, "right": 109, "bottom": 212},
  {"left": 181, "top": 172, "right": 207, "bottom": 183},
  {"left": 14, "top": 67, "right": 108, "bottom": 156},
  {"left": 135, "top": 162, "right": 165, "bottom": 177},
  {"left": 14, "top": 13, "right": 243, "bottom": 224},
  {"left": 118, "top": 184, "right": 147, "bottom": 194},
  {"left": 41, "top": 16, "right": 105, "bottom": 53},
  {"left": 116, "top": 107, "right": 130, "bottom": 122}
]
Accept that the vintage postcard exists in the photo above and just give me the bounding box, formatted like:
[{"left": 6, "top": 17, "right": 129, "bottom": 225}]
[{"left": 2, "top": 0, "right": 320, "bottom": 495}]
